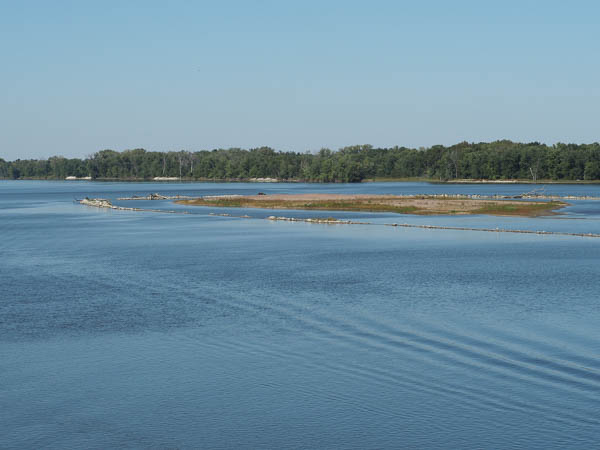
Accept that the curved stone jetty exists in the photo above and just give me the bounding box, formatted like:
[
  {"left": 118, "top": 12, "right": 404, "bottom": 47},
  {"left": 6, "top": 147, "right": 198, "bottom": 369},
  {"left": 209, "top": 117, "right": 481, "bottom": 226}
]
[
  {"left": 79, "top": 197, "right": 190, "bottom": 214},
  {"left": 383, "top": 222, "right": 600, "bottom": 238},
  {"left": 80, "top": 198, "right": 114, "bottom": 208},
  {"left": 267, "top": 215, "right": 369, "bottom": 225}
]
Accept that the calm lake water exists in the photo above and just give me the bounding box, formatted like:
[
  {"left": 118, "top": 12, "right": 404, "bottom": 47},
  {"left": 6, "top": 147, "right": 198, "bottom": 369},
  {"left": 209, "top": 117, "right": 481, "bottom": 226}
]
[{"left": 2, "top": 181, "right": 600, "bottom": 449}]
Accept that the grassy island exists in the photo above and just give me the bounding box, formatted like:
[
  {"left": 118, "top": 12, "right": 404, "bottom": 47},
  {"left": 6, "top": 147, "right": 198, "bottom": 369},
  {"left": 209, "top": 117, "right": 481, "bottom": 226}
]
[{"left": 176, "top": 194, "right": 566, "bottom": 217}]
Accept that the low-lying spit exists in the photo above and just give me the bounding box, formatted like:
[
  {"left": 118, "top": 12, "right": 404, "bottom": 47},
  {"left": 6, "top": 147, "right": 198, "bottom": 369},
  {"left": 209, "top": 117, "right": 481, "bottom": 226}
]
[
  {"left": 78, "top": 197, "right": 600, "bottom": 238},
  {"left": 177, "top": 193, "right": 567, "bottom": 217}
]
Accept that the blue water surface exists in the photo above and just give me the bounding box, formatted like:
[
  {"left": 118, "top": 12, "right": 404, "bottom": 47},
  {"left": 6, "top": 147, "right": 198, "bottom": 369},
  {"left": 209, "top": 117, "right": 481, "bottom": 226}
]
[{"left": 1, "top": 181, "right": 600, "bottom": 449}]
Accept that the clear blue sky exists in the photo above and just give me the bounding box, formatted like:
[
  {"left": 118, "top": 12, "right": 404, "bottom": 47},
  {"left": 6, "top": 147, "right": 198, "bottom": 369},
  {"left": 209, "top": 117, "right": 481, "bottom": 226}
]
[{"left": 1, "top": 0, "right": 599, "bottom": 159}]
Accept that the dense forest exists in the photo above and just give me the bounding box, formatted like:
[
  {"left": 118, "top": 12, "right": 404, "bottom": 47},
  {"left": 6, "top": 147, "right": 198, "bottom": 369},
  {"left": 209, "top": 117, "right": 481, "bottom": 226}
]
[{"left": 2, "top": 141, "right": 600, "bottom": 182}]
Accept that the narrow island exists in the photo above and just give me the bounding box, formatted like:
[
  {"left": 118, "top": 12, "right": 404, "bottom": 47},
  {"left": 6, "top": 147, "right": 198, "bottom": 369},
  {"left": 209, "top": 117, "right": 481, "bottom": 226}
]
[
  {"left": 176, "top": 194, "right": 566, "bottom": 217},
  {"left": 79, "top": 194, "right": 600, "bottom": 238}
]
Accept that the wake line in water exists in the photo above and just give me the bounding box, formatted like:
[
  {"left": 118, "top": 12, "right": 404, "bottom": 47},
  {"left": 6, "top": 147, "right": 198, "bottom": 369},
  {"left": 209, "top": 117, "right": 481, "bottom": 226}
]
[
  {"left": 484, "top": 326, "right": 600, "bottom": 372},
  {"left": 249, "top": 292, "right": 600, "bottom": 419},
  {"left": 177, "top": 336, "right": 411, "bottom": 421},
  {"left": 193, "top": 333, "right": 549, "bottom": 424},
  {"left": 168, "top": 284, "right": 600, "bottom": 428},
  {"left": 51, "top": 257, "right": 594, "bottom": 434},
  {"left": 412, "top": 322, "right": 600, "bottom": 386},
  {"left": 208, "top": 282, "right": 599, "bottom": 402},
  {"left": 338, "top": 312, "right": 600, "bottom": 406},
  {"left": 188, "top": 320, "right": 598, "bottom": 431},
  {"left": 353, "top": 316, "right": 600, "bottom": 394},
  {"left": 46, "top": 255, "right": 599, "bottom": 427}
]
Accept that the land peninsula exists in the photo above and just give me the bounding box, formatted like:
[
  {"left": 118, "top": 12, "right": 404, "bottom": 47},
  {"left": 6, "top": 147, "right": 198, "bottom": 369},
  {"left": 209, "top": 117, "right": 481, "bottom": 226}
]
[{"left": 176, "top": 194, "right": 566, "bottom": 217}]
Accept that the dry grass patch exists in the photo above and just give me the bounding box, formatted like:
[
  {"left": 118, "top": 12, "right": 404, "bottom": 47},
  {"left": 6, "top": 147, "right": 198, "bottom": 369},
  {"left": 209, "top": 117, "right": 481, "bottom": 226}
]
[{"left": 176, "top": 194, "right": 566, "bottom": 217}]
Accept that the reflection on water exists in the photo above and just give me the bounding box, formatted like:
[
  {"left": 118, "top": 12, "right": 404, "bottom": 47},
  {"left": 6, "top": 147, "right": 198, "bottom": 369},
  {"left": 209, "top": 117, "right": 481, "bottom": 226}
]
[{"left": 2, "top": 181, "right": 600, "bottom": 449}]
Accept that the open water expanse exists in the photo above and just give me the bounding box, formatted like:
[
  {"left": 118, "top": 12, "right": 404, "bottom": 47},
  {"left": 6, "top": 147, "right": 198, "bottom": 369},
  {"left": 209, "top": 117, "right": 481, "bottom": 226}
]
[{"left": 2, "top": 180, "right": 600, "bottom": 449}]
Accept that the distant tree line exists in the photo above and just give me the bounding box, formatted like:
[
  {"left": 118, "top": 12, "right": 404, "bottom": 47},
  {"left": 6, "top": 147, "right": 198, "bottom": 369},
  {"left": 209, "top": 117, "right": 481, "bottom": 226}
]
[{"left": 2, "top": 141, "right": 600, "bottom": 182}]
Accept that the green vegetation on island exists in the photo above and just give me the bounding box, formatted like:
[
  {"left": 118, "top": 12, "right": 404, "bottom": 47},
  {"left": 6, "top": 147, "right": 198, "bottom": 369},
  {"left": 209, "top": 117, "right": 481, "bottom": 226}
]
[
  {"left": 177, "top": 194, "right": 566, "bottom": 217},
  {"left": 3, "top": 140, "right": 600, "bottom": 182}
]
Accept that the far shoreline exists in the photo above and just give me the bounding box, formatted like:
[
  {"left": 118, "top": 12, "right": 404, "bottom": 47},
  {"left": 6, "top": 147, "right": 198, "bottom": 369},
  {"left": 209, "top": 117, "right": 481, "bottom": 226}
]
[{"left": 4, "top": 177, "right": 600, "bottom": 185}]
